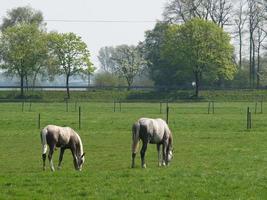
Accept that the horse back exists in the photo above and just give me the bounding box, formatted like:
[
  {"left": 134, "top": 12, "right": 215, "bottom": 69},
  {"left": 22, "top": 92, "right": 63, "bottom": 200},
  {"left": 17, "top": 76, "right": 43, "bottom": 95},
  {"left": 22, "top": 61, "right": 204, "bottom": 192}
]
[
  {"left": 137, "top": 118, "right": 167, "bottom": 144},
  {"left": 45, "top": 125, "right": 72, "bottom": 147}
]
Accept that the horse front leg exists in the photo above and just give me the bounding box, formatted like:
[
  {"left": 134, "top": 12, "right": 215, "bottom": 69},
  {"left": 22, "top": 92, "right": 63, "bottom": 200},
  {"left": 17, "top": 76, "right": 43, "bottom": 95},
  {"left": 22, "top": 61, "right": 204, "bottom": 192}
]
[
  {"left": 162, "top": 142, "right": 167, "bottom": 166},
  {"left": 131, "top": 152, "right": 136, "bottom": 168},
  {"left": 157, "top": 144, "right": 161, "bottom": 167},
  {"left": 71, "top": 147, "right": 79, "bottom": 170},
  {"left": 58, "top": 147, "right": 65, "bottom": 170},
  {"left": 140, "top": 142, "right": 148, "bottom": 168},
  {"left": 48, "top": 145, "right": 55, "bottom": 171},
  {"left": 42, "top": 153, "right": 46, "bottom": 171}
]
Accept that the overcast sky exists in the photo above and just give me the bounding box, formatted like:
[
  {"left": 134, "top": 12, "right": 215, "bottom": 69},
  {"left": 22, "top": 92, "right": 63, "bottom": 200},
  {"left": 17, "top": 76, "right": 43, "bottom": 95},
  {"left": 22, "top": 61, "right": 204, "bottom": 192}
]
[{"left": 0, "top": 0, "right": 166, "bottom": 69}]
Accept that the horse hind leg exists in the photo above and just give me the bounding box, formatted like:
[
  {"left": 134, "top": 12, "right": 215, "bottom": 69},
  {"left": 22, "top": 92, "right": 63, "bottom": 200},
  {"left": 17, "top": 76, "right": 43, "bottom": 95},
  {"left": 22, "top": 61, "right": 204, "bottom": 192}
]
[
  {"left": 131, "top": 141, "right": 139, "bottom": 168},
  {"left": 48, "top": 145, "right": 56, "bottom": 171},
  {"left": 157, "top": 144, "right": 161, "bottom": 167},
  {"left": 140, "top": 142, "right": 148, "bottom": 168},
  {"left": 42, "top": 153, "right": 46, "bottom": 170},
  {"left": 131, "top": 122, "right": 140, "bottom": 168}
]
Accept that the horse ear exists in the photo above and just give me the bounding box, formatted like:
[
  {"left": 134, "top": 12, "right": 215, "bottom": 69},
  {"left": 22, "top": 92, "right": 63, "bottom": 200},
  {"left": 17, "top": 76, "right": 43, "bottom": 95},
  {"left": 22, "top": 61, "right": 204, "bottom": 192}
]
[{"left": 81, "top": 153, "right": 85, "bottom": 158}]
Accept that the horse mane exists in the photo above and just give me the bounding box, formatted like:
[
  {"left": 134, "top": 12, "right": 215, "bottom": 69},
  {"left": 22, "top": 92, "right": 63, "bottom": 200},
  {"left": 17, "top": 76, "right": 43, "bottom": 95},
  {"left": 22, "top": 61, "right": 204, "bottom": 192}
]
[
  {"left": 74, "top": 131, "right": 84, "bottom": 156},
  {"left": 168, "top": 130, "right": 173, "bottom": 148}
]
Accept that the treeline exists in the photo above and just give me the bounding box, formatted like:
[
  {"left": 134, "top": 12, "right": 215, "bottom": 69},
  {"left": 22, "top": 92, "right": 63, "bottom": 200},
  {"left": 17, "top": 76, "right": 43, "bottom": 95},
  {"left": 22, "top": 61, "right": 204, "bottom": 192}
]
[
  {"left": 96, "top": 0, "right": 267, "bottom": 97},
  {"left": 1, "top": 1, "right": 267, "bottom": 99},
  {"left": 0, "top": 6, "right": 94, "bottom": 98}
]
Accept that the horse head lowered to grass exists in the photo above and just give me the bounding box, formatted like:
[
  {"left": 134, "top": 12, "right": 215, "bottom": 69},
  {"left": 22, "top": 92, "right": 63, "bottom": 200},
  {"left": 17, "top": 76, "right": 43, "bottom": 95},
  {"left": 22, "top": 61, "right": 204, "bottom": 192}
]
[
  {"left": 40, "top": 125, "right": 85, "bottom": 171},
  {"left": 131, "top": 118, "right": 173, "bottom": 168}
]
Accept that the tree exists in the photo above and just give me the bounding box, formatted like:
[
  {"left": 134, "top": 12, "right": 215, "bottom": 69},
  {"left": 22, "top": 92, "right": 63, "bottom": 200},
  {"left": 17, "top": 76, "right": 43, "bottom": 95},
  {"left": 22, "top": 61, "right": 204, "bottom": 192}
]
[
  {"left": 163, "top": 0, "right": 232, "bottom": 27},
  {"left": 97, "top": 46, "right": 116, "bottom": 73},
  {"left": 162, "top": 18, "right": 236, "bottom": 97},
  {"left": 246, "top": 0, "right": 265, "bottom": 88},
  {"left": 255, "top": 21, "right": 267, "bottom": 88},
  {"left": 0, "top": 24, "right": 48, "bottom": 97},
  {"left": 111, "top": 45, "right": 146, "bottom": 90},
  {"left": 1, "top": 6, "right": 44, "bottom": 31},
  {"left": 142, "top": 22, "right": 190, "bottom": 88},
  {"left": 48, "top": 32, "right": 93, "bottom": 98},
  {"left": 233, "top": 0, "right": 247, "bottom": 69}
]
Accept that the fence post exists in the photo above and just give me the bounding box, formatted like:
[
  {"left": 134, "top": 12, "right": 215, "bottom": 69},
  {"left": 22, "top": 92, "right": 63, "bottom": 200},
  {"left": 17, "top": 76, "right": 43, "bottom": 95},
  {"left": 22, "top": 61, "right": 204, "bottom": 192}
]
[
  {"left": 79, "top": 106, "right": 81, "bottom": 129},
  {"left": 247, "top": 107, "right": 252, "bottom": 129},
  {"left": 208, "top": 102, "right": 211, "bottom": 114},
  {"left": 113, "top": 101, "right": 116, "bottom": 112}
]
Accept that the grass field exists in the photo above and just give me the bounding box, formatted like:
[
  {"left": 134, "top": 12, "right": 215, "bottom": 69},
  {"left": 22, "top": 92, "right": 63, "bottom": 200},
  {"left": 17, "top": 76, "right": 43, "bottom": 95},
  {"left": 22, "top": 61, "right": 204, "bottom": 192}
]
[{"left": 1, "top": 101, "right": 267, "bottom": 199}]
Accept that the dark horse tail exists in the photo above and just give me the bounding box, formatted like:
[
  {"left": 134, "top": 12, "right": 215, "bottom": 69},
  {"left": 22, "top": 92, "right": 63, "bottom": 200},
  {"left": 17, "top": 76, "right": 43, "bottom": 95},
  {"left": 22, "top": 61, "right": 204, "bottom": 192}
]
[{"left": 132, "top": 122, "right": 140, "bottom": 154}]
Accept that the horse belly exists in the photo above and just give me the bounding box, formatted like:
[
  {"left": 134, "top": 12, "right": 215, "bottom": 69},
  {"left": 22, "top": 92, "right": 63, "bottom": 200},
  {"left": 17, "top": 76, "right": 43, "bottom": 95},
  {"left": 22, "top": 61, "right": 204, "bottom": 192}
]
[
  {"left": 150, "top": 134, "right": 163, "bottom": 144},
  {"left": 58, "top": 134, "right": 70, "bottom": 147}
]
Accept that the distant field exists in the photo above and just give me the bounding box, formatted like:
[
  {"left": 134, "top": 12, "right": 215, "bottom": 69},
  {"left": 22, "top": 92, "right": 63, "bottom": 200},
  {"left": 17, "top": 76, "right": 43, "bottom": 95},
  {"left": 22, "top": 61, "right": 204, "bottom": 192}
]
[{"left": 1, "top": 101, "right": 267, "bottom": 199}]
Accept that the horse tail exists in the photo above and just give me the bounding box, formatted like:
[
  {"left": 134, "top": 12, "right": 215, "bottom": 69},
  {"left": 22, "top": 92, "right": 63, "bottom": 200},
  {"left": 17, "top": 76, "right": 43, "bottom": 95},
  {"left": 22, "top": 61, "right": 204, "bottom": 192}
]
[
  {"left": 40, "top": 127, "right": 48, "bottom": 155},
  {"left": 132, "top": 122, "right": 140, "bottom": 154}
]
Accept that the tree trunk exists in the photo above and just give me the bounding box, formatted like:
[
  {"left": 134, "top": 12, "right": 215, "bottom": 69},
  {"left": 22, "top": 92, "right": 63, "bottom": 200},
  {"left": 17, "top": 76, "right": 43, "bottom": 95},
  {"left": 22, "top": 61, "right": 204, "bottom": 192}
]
[
  {"left": 20, "top": 74, "right": 24, "bottom": 97},
  {"left": 194, "top": 71, "right": 200, "bottom": 98},
  {"left": 257, "top": 44, "right": 260, "bottom": 89},
  {"left": 252, "top": 39, "right": 256, "bottom": 88},
  {"left": 239, "top": 30, "right": 242, "bottom": 68},
  {"left": 66, "top": 74, "right": 70, "bottom": 99},
  {"left": 126, "top": 78, "right": 132, "bottom": 91},
  {"left": 249, "top": 32, "right": 253, "bottom": 88}
]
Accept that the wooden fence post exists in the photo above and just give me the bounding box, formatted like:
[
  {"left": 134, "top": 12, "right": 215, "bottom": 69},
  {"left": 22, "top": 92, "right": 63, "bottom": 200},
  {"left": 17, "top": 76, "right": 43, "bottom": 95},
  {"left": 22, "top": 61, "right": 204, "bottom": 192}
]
[
  {"left": 166, "top": 106, "right": 169, "bottom": 124},
  {"left": 247, "top": 107, "right": 252, "bottom": 129}
]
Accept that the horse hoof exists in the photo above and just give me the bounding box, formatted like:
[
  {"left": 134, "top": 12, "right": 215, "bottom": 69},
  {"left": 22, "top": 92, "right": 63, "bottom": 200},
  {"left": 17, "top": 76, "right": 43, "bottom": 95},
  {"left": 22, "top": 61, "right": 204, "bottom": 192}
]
[
  {"left": 57, "top": 166, "right": 62, "bottom": 170},
  {"left": 142, "top": 164, "right": 146, "bottom": 168}
]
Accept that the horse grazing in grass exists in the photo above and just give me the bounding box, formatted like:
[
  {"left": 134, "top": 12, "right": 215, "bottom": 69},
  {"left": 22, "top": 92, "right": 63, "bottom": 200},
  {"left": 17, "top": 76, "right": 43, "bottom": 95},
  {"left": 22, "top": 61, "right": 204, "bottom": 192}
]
[
  {"left": 40, "top": 125, "right": 85, "bottom": 171},
  {"left": 131, "top": 118, "right": 173, "bottom": 168}
]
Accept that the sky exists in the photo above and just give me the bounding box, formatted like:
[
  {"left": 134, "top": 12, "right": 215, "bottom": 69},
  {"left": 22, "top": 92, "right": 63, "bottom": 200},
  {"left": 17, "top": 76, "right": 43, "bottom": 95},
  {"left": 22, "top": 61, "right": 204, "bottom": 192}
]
[{"left": 0, "top": 0, "right": 166, "bottom": 69}]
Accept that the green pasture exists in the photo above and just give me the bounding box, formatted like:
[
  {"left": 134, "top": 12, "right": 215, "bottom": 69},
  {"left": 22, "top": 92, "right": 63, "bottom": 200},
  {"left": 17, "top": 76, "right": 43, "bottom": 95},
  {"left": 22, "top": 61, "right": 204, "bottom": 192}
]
[{"left": 1, "top": 101, "right": 267, "bottom": 199}]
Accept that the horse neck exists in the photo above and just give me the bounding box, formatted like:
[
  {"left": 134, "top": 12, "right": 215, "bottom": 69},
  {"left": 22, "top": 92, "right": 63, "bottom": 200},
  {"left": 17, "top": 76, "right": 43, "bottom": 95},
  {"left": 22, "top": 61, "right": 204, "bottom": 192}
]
[
  {"left": 74, "top": 133, "right": 84, "bottom": 157},
  {"left": 168, "top": 132, "right": 173, "bottom": 148}
]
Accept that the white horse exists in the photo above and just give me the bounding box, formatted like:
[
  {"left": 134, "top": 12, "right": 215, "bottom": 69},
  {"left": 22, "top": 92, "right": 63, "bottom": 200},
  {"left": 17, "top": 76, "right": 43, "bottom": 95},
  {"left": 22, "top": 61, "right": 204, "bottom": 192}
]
[
  {"left": 40, "top": 125, "right": 85, "bottom": 171},
  {"left": 131, "top": 118, "right": 173, "bottom": 168}
]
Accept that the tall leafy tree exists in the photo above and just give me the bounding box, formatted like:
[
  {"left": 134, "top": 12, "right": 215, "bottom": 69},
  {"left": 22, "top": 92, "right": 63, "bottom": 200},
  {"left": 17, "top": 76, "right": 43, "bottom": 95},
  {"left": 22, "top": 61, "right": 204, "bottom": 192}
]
[
  {"left": 0, "top": 24, "right": 48, "bottom": 97},
  {"left": 48, "top": 32, "right": 93, "bottom": 98},
  {"left": 1, "top": 6, "right": 44, "bottom": 31},
  {"left": 97, "top": 46, "right": 115, "bottom": 73},
  {"left": 111, "top": 45, "right": 146, "bottom": 90},
  {"left": 142, "top": 22, "right": 192, "bottom": 88},
  {"left": 163, "top": 0, "right": 233, "bottom": 28},
  {"left": 162, "top": 18, "right": 236, "bottom": 97}
]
